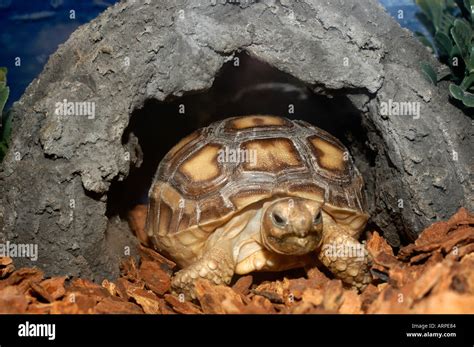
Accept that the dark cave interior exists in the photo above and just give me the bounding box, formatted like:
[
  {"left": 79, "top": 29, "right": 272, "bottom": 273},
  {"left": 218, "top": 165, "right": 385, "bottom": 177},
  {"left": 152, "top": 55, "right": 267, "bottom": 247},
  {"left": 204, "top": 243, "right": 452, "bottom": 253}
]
[{"left": 106, "top": 51, "right": 377, "bottom": 239}]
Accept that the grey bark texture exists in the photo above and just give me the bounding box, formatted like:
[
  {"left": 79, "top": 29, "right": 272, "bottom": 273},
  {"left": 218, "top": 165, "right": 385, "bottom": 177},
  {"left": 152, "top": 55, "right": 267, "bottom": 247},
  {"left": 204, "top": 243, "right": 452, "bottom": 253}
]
[{"left": 0, "top": 0, "right": 472, "bottom": 279}]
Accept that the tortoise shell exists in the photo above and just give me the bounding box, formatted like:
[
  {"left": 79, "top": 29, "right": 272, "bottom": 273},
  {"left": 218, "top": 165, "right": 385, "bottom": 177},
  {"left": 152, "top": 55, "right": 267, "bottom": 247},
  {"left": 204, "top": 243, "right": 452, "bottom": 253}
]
[{"left": 146, "top": 115, "right": 368, "bottom": 261}]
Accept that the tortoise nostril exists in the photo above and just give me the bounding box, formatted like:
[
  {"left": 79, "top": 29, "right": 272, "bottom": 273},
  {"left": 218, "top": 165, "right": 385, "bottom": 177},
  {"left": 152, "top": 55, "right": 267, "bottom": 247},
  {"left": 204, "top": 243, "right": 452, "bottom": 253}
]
[{"left": 313, "top": 211, "right": 322, "bottom": 225}]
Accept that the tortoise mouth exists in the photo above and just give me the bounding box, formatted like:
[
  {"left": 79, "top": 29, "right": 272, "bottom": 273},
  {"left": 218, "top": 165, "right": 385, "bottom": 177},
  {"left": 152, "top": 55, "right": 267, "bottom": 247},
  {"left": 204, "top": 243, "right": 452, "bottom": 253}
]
[{"left": 263, "top": 233, "right": 321, "bottom": 255}]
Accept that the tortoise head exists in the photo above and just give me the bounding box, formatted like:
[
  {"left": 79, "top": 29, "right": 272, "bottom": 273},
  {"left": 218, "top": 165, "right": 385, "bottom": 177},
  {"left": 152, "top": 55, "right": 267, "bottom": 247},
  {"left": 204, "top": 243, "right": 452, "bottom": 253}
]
[{"left": 261, "top": 197, "right": 324, "bottom": 255}]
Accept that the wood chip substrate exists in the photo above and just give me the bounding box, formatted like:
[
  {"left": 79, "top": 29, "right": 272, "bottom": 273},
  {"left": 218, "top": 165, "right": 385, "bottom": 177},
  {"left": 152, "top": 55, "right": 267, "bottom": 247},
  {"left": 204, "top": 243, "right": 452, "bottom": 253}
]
[{"left": 0, "top": 208, "right": 473, "bottom": 314}]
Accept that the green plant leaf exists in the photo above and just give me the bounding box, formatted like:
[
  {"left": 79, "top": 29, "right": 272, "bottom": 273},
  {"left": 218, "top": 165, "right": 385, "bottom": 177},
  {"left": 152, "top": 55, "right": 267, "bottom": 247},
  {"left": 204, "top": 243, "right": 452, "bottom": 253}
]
[
  {"left": 0, "top": 110, "right": 12, "bottom": 161},
  {"left": 450, "top": 83, "right": 474, "bottom": 106},
  {"left": 450, "top": 83, "right": 464, "bottom": 99},
  {"left": 468, "top": 46, "right": 474, "bottom": 72},
  {"left": 0, "top": 86, "right": 9, "bottom": 117},
  {"left": 451, "top": 19, "right": 473, "bottom": 64},
  {"left": 450, "top": 44, "right": 462, "bottom": 58},
  {"left": 435, "top": 31, "right": 454, "bottom": 57},
  {"left": 447, "top": 0, "right": 457, "bottom": 7},
  {"left": 416, "top": 12, "right": 437, "bottom": 36},
  {"left": 460, "top": 73, "right": 474, "bottom": 89},
  {"left": 463, "top": 0, "right": 474, "bottom": 22},
  {"left": 469, "top": 55, "right": 474, "bottom": 72},
  {"left": 439, "top": 12, "right": 456, "bottom": 35},
  {"left": 0, "top": 67, "right": 7, "bottom": 88},
  {"left": 461, "top": 92, "right": 474, "bottom": 106},
  {"left": 454, "top": 0, "right": 473, "bottom": 20},
  {"left": 421, "top": 62, "right": 438, "bottom": 85},
  {"left": 415, "top": 32, "right": 435, "bottom": 51},
  {"left": 431, "top": 0, "right": 445, "bottom": 32},
  {"left": 438, "top": 67, "right": 453, "bottom": 80},
  {"left": 1, "top": 111, "right": 12, "bottom": 137},
  {"left": 416, "top": 0, "right": 434, "bottom": 20}
]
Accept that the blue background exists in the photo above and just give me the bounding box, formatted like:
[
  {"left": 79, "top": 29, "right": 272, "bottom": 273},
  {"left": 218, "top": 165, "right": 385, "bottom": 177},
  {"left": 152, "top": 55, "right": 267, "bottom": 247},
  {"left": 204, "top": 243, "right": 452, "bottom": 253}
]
[{"left": 0, "top": 0, "right": 425, "bottom": 109}]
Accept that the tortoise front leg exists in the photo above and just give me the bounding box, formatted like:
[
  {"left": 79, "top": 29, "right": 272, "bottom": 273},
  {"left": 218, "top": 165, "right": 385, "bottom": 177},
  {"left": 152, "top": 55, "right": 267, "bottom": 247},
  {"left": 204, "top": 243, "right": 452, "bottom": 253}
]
[
  {"left": 171, "top": 241, "right": 235, "bottom": 300},
  {"left": 318, "top": 216, "right": 372, "bottom": 289}
]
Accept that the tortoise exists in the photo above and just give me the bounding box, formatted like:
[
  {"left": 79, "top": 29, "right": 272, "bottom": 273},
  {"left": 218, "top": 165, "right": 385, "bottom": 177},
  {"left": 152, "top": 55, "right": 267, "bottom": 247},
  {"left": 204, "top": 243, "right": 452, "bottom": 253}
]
[{"left": 145, "top": 115, "right": 372, "bottom": 299}]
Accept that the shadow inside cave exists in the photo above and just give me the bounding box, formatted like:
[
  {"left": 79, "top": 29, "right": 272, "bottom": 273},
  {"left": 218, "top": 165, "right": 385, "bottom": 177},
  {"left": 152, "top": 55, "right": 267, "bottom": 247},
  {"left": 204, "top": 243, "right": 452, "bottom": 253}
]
[{"left": 106, "top": 51, "right": 377, "bottom": 242}]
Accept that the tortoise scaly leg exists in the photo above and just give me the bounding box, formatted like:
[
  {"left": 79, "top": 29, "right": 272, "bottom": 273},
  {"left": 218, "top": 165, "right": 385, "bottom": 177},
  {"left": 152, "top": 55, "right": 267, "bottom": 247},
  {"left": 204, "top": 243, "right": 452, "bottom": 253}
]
[
  {"left": 171, "top": 242, "right": 235, "bottom": 300},
  {"left": 318, "top": 216, "right": 372, "bottom": 290}
]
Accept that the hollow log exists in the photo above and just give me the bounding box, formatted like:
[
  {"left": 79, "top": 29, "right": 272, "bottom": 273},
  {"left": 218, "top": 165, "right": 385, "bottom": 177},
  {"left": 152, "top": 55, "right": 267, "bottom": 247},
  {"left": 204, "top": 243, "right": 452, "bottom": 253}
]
[{"left": 0, "top": 0, "right": 471, "bottom": 279}]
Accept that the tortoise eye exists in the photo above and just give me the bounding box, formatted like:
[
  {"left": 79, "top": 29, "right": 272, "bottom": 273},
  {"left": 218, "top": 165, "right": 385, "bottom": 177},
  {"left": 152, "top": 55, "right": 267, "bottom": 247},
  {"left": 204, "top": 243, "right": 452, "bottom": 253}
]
[
  {"left": 313, "top": 211, "right": 322, "bottom": 225},
  {"left": 272, "top": 212, "right": 286, "bottom": 227}
]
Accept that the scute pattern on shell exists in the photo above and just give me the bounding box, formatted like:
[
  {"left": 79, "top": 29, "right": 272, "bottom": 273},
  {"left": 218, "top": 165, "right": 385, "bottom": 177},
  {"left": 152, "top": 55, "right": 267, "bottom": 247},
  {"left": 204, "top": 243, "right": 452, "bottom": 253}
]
[{"left": 148, "top": 115, "right": 367, "bottom": 237}]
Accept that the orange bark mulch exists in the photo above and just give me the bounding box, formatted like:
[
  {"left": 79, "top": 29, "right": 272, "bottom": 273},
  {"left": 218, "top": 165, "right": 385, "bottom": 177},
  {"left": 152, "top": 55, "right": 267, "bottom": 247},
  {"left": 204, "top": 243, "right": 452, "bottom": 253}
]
[{"left": 0, "top": 208, "right": 473, "bottom": 314}]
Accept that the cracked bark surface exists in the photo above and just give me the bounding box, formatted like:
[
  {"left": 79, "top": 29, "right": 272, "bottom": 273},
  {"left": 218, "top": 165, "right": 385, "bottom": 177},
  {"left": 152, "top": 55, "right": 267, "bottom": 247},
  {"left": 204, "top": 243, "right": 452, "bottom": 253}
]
[{"left": 0, "top": 0, "right": 472, "bottom": 279}]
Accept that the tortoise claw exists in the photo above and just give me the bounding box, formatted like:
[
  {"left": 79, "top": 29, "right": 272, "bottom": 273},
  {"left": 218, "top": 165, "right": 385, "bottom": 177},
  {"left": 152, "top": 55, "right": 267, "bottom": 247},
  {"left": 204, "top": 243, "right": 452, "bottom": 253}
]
[
  {"left": 319, "top": 224, "right": 373, "bottom": 290},
  {"left": 171, "top": 246, "right": 235, "bottom": 300}
]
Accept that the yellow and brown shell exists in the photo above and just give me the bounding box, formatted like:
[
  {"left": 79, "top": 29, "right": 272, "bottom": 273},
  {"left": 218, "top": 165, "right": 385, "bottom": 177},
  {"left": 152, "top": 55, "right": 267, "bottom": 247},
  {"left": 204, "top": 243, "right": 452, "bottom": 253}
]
[{"left": 146, "top": 115, "right": 368, "bottom": 259}]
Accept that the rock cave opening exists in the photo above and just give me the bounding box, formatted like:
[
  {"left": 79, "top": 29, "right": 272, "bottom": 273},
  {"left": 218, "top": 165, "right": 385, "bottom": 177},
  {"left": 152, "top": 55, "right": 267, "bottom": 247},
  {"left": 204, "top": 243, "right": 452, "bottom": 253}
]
[{"left": 106, "top": 51, "right": 378, "bottom": 245}]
